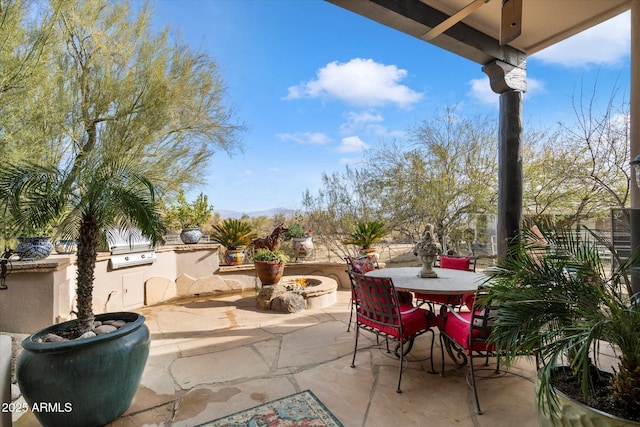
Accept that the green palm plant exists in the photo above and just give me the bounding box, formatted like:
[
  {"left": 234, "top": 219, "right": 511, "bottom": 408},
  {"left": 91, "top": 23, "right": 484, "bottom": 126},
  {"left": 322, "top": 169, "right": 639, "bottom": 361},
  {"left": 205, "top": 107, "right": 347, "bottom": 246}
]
[
  {"left": 487, "top": 223, "right": 640, "bottom": 422},
  {"left": 342, "top": 220, "right": 389, "bottom": 249},
  {"left": 210, "top": 218, "right": 257, "bottom": 249},
  {"left": 0, "top": 158, "right": 165, "bottom": 336}
]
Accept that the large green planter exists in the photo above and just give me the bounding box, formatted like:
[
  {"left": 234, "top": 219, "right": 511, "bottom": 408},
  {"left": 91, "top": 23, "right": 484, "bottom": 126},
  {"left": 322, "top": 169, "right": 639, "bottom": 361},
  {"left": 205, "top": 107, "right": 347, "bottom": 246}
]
[
  {"left": 17, "top": 312, "right": 150, "bottom": 427},
  {"left": 536, "top": 369, "right": 640, "bottom": 427}
]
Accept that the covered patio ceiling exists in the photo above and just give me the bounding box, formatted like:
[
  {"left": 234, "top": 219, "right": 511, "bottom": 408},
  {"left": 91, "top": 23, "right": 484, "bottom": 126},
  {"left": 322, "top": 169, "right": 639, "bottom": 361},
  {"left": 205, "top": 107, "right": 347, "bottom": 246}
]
[{"left": 326, "top": 0, "right": 632, "bottom": 65}]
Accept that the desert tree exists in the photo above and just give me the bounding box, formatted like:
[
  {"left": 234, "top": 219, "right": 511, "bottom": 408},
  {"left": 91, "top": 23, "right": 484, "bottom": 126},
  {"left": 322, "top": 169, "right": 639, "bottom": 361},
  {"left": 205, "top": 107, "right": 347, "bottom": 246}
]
[
  {"left": 0, "top": 0, "right": 244, "bottom": 333},
  {"left": 302, "top": 166, "right": 386, "bottom": 259},
  {"left": 367, "top": 106, "right": 499, "bottom": 252},
  {"left": 4, "top": 0, "right": 243, "bottom": 194},
  {"left": 523, "top": 80, "right": 630, "bottom": 231},
  {"left": 0, "top": 0, "right": 61, "bottom": 163}
]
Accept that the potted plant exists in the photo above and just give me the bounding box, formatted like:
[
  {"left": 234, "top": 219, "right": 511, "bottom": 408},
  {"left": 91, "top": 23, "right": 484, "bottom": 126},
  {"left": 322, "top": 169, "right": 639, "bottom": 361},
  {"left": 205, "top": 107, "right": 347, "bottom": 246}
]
[
  {"left": 0, "top": 158, "right": 165, "bottom": 427},
  {"left": 486, "top": 223, "right": 640, "bottom": 425},
  {"left": 284, "top": 215, "right": 314, "bottom": 260},
  {"left": 210, "top": 218, "right": 257, "bottom": 265},
  {"left": 253, "top": 248, "right": 289, "bottom": 285},
  {"left": 13, "top": 224, "right": 55, "bottom": 261},
  {"left": 343, "top": 220, "right": 389, "bottom": 261},
  {"left": 163, "top": 189, "right": 214, "bottom": 244}
]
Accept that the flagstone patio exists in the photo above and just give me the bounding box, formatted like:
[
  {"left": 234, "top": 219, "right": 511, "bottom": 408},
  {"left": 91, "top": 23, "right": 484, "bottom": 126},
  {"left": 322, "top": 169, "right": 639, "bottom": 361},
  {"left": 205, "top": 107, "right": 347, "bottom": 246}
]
[{"left": 11, "top": 287, "right": 539, "bottom": 427}]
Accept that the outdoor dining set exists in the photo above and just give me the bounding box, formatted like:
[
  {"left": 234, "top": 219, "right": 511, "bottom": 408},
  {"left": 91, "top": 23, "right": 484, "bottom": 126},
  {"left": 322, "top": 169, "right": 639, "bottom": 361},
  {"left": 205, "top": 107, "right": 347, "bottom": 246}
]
[{"left": 345, "top": 254, "right": 496, "bottom": 415}]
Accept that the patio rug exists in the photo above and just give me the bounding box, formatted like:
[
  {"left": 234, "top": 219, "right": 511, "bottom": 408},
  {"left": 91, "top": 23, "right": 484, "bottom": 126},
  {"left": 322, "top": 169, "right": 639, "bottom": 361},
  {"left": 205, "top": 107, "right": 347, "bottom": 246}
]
[{"left": 196, "top": 390, "right": 344, "bottom": 427}]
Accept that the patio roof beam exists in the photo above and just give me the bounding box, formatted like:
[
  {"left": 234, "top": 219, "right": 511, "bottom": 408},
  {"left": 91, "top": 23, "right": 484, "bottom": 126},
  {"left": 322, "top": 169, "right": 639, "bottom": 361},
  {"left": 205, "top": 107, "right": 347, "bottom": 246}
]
[
  {"left": 421, "top": 0, "right": 490, "bottom": 42},
  {"left": 327, "top": 0, "right": 526, "bottom": 68}
]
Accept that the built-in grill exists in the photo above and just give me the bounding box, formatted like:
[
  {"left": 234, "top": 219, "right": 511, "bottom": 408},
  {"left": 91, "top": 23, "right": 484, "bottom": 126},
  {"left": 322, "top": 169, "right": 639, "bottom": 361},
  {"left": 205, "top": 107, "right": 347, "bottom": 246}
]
[{"left": 106, "top": 229, "right": 157, "bottom": 269}]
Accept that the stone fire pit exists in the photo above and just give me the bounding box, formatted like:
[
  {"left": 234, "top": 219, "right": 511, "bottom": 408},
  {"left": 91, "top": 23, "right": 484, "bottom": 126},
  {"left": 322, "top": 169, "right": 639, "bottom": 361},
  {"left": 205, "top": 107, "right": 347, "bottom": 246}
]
[{"left": 256, "top": 275, "right": 338, "bottom": 313}]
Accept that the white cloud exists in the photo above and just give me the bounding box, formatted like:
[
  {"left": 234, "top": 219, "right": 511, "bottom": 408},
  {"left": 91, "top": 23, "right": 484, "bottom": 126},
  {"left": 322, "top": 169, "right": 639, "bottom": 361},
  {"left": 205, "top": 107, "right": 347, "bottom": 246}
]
[
  {"left": 468, "top": 76, "right": 545, "bottom": 106},
  {"left": 237, "top": 169, "right": 253, "bottom": 177},
  {"left": 285, "top": 58, "right": 423, "bottom": 108},
  {"left": 276, "top": 132, "right": 332, "bottom": 145},
  {"left": 523, "top": 78, "right": 545, "bottom": 99},
  {"left": 336, "top": 136, "right": 369, "bottom": 153},
  {"left": 340, "top": 111, "right": 384, "bottom": 134},
  {"left": 268, "top": 167, "right": 280, "bottom": 173},
  {"left": 468, "top": 78, "right": 499, "bottom": 106},
  {"left": 532, "top": 12, "right": 630, "bottom": 67}
]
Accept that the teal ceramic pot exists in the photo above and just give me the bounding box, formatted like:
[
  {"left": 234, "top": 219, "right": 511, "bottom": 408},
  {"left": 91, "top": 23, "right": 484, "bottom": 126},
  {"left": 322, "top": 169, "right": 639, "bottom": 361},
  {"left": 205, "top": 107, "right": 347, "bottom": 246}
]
[
  {"left": 15, "top": 236, "right": 53, "bottom": 260},
  {"left": 180, "top": 227, "right": 202, "bottom": 244},
  {"left": 17, "top": 312, "right": 150, "bottom": 427}
]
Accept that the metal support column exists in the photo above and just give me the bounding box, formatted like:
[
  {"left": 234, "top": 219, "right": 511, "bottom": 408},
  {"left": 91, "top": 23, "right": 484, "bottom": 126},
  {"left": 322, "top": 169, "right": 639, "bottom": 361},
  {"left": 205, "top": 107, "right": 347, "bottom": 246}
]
[
  {"left": 483, "top": 60, "right": 526, "bottom": 260},
  {"left": 630, "top": 0, "right": 640, "bottom": 295}
]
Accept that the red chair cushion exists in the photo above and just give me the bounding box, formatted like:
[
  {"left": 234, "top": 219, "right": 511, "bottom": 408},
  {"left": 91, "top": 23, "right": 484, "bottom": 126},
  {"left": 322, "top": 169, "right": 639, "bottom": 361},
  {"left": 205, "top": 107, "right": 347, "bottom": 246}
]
[
  {"left": 462, "top": 293, "right": 476, "bottom": 311},
  {"left": 358, "top": 304, "right": 435, "bottom": 340},
  {"left": 440, "top": 256, "right": 471, "bottom": 271},
  {"left": 439, "top": 311, "right": 494, "bottom": 353}
]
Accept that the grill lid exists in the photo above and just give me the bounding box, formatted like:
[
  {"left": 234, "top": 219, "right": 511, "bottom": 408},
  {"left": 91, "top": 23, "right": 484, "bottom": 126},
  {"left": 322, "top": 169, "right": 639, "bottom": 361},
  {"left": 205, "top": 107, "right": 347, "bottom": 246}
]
[
  {"left": 106, "top": 229, "right": 156, "bottom": 269},
  {"left": 106, "top": 228, "right": 155, "bottom": 255}
]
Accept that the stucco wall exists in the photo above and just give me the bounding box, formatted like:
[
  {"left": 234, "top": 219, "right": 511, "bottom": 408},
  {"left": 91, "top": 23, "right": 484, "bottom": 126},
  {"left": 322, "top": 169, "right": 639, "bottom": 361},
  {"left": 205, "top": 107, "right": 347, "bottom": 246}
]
[
  {"left": 0, "top": 244, "right": 220, "bottom": 334},
  {"left": 0, "top": 247, "right": 352, "bottom": 334}
]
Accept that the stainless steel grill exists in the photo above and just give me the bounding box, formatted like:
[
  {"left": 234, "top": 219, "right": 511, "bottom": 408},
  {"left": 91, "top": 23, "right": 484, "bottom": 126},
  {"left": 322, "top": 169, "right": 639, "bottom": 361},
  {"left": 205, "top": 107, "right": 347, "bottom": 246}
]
[{"left": 106, "top": 229, "right": 157, "bottom": 269}]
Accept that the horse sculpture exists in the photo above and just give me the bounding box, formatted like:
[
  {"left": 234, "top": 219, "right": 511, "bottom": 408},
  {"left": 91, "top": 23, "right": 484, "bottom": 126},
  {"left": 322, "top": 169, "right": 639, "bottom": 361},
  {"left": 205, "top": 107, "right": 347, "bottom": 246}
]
[{"left": 250, "top": 225, "right": 289, "bottom": 252}]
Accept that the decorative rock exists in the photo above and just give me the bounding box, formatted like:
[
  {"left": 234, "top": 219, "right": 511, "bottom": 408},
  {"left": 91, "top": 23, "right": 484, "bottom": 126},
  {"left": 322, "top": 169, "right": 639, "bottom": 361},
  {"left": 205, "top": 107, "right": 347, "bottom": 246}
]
[
  {"left": 176, "top": 274, "right": 197, "bottom": 297},
  {"left": 94, "top": 325, "right": 117, "bottom": 335},
  {"left": 191, "top": 275, "right": 229, "bottom": 295},
  {"left": 256, "top": 285, "right": 307, "bottom": 313},
  {"left": 271, "top": 294, "right": 306, "bottom": 313},
  {"left": 255, "top": 276, "right": 338, "bottom": 312},
  {"left": 77, "top": 331, "right": 96, "bottom": 339},
  {"left": 102, "top": 320, "right": 126, "bottom": 328},
  {"left": 42, "top": 333, "right": 68, "bottom": 343},
  {"left": 11, "top": 383, "right": 21, "bottom": 400},
  {"left": 145, "top": 276, "right": 177, "bottom": 305},
  {"left": 256, "top": 285, "right": 280, "bottom": 310}
]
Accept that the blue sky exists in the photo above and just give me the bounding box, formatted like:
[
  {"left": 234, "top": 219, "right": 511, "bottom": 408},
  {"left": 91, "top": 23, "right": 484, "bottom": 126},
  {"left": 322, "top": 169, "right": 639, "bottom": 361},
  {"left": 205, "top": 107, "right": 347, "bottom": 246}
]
[{"left": 149, "top": 0, "right": 631, "bottom": 214}]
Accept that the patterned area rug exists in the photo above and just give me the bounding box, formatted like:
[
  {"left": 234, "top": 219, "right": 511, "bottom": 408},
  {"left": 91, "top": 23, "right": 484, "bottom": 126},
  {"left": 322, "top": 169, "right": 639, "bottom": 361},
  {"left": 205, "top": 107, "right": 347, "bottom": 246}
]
[{"left": 197, "top": 390, "right": 344, "bottom": 427}]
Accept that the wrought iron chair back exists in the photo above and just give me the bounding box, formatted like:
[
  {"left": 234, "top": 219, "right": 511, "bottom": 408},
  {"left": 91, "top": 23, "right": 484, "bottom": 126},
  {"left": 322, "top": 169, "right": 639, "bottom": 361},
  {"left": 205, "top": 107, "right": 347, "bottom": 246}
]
[
  {"left": 348, "top": 270, "right": 437, "bottom": 393},
  {"left": 345, "top": 255, "right": 377, "bottom": 332}
]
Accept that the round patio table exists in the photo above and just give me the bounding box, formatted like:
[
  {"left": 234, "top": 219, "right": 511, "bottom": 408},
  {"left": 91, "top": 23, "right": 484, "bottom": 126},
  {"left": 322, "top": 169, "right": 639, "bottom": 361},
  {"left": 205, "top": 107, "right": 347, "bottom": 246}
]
[
  {"left": 365, "top": 266, "right": 487, "bottom": 363},
  {"left": 365, "top": 267, "right": 485, "bottom": 294}
]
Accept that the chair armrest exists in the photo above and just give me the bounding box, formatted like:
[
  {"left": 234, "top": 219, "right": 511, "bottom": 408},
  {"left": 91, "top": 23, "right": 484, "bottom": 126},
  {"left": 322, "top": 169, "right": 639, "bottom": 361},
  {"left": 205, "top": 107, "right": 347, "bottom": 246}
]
[{"left": 441, "top": 304, "right": 471, "bottom": 324}]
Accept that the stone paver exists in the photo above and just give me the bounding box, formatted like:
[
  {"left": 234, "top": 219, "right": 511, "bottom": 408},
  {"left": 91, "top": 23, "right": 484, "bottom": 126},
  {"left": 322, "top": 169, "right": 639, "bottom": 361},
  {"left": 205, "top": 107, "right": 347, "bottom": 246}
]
[{"left": 12, "top": 288, "right": 539, "bottom": 427}]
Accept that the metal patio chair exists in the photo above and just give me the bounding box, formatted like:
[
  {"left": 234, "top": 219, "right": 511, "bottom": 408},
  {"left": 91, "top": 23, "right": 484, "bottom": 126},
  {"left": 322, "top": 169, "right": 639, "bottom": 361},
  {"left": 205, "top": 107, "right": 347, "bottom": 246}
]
[{"left": 348, "top": 270, "right": 437, "bottom": 393}]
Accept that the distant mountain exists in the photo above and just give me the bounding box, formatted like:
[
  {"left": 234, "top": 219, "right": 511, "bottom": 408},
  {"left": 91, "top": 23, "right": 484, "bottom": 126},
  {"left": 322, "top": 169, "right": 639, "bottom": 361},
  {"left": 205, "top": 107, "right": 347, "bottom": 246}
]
[{"left": 216, "top": 207, "right": 295, "bottom": 219}]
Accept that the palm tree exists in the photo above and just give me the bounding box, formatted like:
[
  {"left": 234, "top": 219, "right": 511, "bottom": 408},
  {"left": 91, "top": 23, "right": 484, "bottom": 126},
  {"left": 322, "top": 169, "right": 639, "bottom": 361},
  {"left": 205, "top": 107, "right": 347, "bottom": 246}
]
[
  {"left": 0, "top": 157, "right": 165, "bottom": 335},
  {"left": 487, "top": 223, "right": 640, "bottom": 422}
]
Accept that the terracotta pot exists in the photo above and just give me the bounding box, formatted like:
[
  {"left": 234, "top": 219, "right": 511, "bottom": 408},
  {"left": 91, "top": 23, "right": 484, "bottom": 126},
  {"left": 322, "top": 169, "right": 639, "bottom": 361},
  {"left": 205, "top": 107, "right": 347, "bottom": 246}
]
[{"left": 254, "top": 260, "right": 285, "bottom": 285}]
